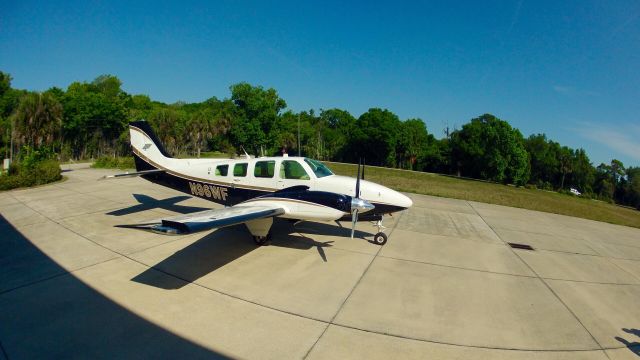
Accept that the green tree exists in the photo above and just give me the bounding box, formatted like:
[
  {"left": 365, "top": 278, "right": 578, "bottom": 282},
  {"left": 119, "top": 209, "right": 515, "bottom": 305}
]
[
  {"left": 320, "top": 108, "right": 356, "bottom": 161},
  {"left": 0, "top": 72, "right": 27, "bottom": 119},
  {"left": 421, "top": 137, "right": 450, "bottom": 173},
  {"left": 558, "top": 146, "right": 573, "bottom": 189},
  {"left": 622, "top": 167, "right": 640, "bottom": 209},
  {"left": 353, "top": 108, "right": 402, "bottom": 167},
  {"left": 397, "top": 118, "right": 430, "bottom": 170},
  {"left": 148, "top": 107, "right": 187, "bottom": 155},
  {"left": 525, "top": 134, "right": 559, "bottom": 187},
  {"left": 450, "top": 114, "right": 529, "bottom": 185},
  {"left": 610, "top": 159, "right": 625, "bottom": 184},
  {"left": 62, "top": 77, "right": 127, "bottom": 158},
  {"left": 229, "top": 82, "right": 286, "bottom": 154},
  {"left": 568, "top": 148, "right": 594, "bottom": 193},
  {"left": 91, "top": 75, "right": 124, "bottom": 100},
  {"left": 594, "top": 163, "right": 614, "bottom": 200},
  {"left": 11, "top": 92, "right": 63, "bottom": 153},
  {"left": 0, "top": 71, "right": 11, "bottom": 98},
  {"left": 128, "top": 94, "right": 153, "bottom": 122},
  {"left": 186, "top": 109, "right": 213, "bottom": 157}
]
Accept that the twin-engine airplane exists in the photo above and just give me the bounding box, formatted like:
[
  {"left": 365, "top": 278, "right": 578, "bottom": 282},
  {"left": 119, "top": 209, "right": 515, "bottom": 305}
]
[{"left": 106, "top": 121, "right": 412, "bottom": 245}]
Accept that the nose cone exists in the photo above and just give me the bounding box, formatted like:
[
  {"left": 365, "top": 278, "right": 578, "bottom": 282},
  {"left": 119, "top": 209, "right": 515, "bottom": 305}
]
[
  {"left": 351, "top": 198, "right": 375, "bottom": 213},
  {"left": 398, "top": 192, "right": 413, "bottom": 209}
]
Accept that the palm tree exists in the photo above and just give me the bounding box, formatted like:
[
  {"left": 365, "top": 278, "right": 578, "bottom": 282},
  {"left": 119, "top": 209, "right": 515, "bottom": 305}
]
[
  {"left": 187, "top": 110, "right": 214, "bottom": 158},
  {"left": 149, "top": 108, "right": 183, "bottom": 155},
  {"left": 11, "top": 92, "right": 62, "bottom": 155}
]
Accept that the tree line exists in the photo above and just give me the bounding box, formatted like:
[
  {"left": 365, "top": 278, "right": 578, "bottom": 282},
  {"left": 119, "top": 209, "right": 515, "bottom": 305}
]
[{"left": 0, "top": 71, "right": 638, "bottom": 209}]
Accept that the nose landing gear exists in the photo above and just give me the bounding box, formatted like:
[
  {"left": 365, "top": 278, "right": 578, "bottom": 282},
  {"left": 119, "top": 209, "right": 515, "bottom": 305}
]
[{"left": 372, "top": 220, "right": 387, "bottom": 246}]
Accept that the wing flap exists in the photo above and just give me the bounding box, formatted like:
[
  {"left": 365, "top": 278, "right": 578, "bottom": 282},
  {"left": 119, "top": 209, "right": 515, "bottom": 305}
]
[{"left": 152, "top": 205, "right": 285, "bottom": 235}]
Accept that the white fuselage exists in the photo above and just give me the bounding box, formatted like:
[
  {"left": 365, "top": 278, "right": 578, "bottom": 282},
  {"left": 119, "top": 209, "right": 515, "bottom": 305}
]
[
  {"left": 158, "top": 156, "right": 411, "bottom": 221},
  {"left": 129, "top": 125, "right": 412, "bottom": 222}
]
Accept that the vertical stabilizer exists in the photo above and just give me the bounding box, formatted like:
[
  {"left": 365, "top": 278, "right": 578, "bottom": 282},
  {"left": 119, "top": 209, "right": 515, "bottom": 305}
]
[{"left": 129, "top": 121, "right": 172, "bottom": 171}]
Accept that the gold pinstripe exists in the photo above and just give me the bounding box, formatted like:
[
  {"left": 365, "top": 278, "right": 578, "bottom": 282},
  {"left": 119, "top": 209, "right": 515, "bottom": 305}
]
[
  {"left": 130, "top": 126, "right": 275, "bottom": 192},
  {"left": 129, "top": 125, "right": 404, "bottom": 209},
  {"left": 239, "top": 197, "right": 349, "bottom": 213}
]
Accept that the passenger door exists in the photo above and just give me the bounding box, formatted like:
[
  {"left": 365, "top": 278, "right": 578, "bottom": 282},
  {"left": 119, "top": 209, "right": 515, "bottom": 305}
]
[
  {"left": 252, "top": 160, "right": 278, "bottom": 190},
  {"left": 277, "top": 160, "right": 312, "bottom": 189}
]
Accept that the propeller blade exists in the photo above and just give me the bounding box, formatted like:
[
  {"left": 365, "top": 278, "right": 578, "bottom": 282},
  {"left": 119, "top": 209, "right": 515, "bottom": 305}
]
[
  {"left": 362, "top": 157, "right": 365, "bottom": 180},
  {"left": 349, "top": 197, "right": 375, "bottom": 239},
  {"left": 350, "top": 209, "right": 359, "bottom": 239},
  {"left": 355, "top": 159, "right": 361, "bottom": 199}
]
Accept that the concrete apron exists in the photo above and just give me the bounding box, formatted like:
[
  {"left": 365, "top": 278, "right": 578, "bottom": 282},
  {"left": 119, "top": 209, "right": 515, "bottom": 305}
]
[{"left": 0, "top": 167, "right": 639, "bottom": 359}]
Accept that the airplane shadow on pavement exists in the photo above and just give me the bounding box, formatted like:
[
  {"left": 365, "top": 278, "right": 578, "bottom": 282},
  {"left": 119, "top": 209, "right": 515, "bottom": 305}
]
[
  {"left": 107, "top": 194, "right": 210, "bottom": 216},
  {"left": 131, "top": 220, "right": 372, "bottom": 290},
  {"left": 293, "top": 220, "right": 375, "bottom": 242},
  {"left": 615, "top": 328, "right": 640, "bottom": 357},
  {"left": 0, "top": 215, "right": 227, "bottom": 359}
]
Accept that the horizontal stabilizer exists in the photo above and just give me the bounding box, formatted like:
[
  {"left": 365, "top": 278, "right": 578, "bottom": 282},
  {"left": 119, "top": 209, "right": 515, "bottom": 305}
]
[{"left": 100, "top": 169, "right": 165, "bottom": 180}]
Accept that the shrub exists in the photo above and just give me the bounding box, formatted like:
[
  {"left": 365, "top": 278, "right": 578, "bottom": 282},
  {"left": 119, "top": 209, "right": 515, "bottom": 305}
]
[
  {"left": 0, "top": 159, "right": 61, "bottom": 191},
  {"left": 20, "top": 146, "right": 56, "bottom": 170},
  {"left": 92, "top": 156, "right": 135, "bottom": 169}
]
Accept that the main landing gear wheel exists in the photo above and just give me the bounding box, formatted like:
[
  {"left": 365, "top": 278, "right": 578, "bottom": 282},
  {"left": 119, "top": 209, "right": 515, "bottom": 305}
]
[
  {"left": 373, "top": 232, "right": 387, "bottom": 246},
  {"left": 253, "top": 234, "right": 271, "bottom": 246}
]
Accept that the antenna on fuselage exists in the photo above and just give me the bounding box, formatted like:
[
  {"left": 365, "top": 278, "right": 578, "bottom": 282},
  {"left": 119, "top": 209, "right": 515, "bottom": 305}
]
[
  {"left": 240, "top": 145, "right": 250, "bottom": 159},
  {"left": 362, "top": 157, "right": 365, "bottom": 180}
]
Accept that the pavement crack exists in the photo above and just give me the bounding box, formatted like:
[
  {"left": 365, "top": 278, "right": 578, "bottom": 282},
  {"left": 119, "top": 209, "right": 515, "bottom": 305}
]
[
  {"left": 0, "top": 257, "right": 121, "bottom": 296},
  {"left": 302, "top": 210, "right": 405, "bottom": 359},
  {"left": 467, "top": 201, "right": 612, "bottom": 360}
]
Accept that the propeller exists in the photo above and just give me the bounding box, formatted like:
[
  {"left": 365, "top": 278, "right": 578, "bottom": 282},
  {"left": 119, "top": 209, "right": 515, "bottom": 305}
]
[{"left": 350, "top": 159, "right": 375, "bottom": 239}]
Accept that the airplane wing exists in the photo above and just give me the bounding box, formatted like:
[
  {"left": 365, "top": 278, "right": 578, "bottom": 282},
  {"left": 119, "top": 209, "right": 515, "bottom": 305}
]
[{"left": 136, "top": 205, "right": 285, "bottom": 235}]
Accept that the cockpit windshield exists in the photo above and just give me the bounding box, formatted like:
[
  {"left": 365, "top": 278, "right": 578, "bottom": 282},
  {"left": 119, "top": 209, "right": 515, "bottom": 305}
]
[{"left": 304, "top": 158, "right": 334, "bottom": 178}]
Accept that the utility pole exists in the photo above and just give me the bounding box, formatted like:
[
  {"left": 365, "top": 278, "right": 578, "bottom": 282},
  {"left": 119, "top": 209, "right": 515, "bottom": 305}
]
[
  {"left": 297, "top": 114, "right": 301, "bottom": 157},
  {"left": 9, "top": 121, "right": 13, "bottom": 163}
]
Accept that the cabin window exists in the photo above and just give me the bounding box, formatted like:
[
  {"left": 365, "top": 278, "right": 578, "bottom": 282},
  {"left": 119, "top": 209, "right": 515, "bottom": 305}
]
[
  {"left": 215, "top": 164, "right": 228, "bottom": 176},
  {"left": 254, "top": 160, "right": 275, "bottom": 178},
  {"left": 233, "top": 163, "right": 248, "bottom": 177},
  {"left": 280, "top": 160, "right": 310, "bottom": 180}
]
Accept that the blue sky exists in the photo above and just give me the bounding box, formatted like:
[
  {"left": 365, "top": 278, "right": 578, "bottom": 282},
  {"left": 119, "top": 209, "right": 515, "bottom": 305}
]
[{"left": 1, "top": 0, "right": 639, "bottom": 166}]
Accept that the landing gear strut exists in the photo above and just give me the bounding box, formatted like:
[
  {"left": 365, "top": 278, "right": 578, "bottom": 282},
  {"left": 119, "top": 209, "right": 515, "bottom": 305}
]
[
  {"left": 247, "top": 218, "right": 274, "bottom": 246},
  {"left": 372, "top": 220, "right": 387, "bottom": 246}
]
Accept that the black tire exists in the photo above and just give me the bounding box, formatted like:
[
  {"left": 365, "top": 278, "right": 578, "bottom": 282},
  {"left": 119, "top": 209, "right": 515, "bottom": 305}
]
[
  {"left": 373, "top": 232, "right": 387, "bottom": 246},
  {"left": 253, "top": 233, "right": 272, "bottom": 246},
  {"left": 253, "top": 236, "right": 267, "bottom": 246}
]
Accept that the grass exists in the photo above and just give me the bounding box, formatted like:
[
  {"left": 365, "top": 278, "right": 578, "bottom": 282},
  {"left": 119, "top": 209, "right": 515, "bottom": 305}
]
[
  {"left": 81, "top": 155, "right": 640, "bottom": 228},
  {"left": 326, "top": 162, "right": 640, "bottom": 229}
]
